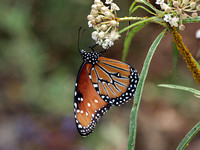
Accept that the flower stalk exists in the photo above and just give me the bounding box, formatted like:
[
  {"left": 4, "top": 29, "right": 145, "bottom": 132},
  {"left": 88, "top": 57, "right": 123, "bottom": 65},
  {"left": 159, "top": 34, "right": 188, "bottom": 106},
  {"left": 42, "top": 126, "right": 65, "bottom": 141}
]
[{"left": 171, "top": 27, "right": 200, "bottom": 84}]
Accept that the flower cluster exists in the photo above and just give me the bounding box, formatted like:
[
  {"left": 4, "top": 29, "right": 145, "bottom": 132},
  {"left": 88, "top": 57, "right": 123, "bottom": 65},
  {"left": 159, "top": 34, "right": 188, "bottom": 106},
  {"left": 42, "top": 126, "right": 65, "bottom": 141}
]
[
  {"left": 87, "top": 0, "right": 121, "bottom": 49},
  {"left": 156, "top": 0, "right": 200, "bottom": 30}
]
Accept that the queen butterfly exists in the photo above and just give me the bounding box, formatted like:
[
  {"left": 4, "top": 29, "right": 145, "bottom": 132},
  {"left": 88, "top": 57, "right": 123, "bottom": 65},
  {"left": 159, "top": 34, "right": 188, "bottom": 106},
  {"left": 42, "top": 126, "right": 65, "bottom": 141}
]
[{"left": 74, "top": 29, "right": 139, "bottom": 136}]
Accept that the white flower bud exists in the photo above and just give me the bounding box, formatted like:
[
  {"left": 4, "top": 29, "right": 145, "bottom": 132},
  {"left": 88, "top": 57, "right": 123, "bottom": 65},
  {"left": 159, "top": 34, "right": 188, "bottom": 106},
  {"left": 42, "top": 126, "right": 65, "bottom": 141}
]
[
  {"left": 160, "top": 3, "right": 171, "bottom": 12},
  {"left": 91, "top": 10, "right": 99, "bottom": 16},
  {"left": 94, "top": 0, "right": 101, "bottom": 4},
  {"left": 105, "top": 0, "right": 113, "bottom": 4},
  {"left": 104, "top": 11, "right": 112, "bottom": 17},
  {"left": 176, "top": 8, "right": 182, "bottom": 14},
  {"left": 191, "top": 12, "right": 198, "bottom": 18},
  {"left": 100, "top": 24, "right": 108, "bottom": 30},
  {"left": 98, "top": 15, "right": 104, "bottom": 19},
  {"left": 179, "top": 24, "right": 185, "bottom": 31},
  {"left": 110, "top": 30, "right": 120, "bottom": 41},
  {"left": 190, "top": 2, "right": 196, "bottom": 9},
  {"left": 155, "top": 0, "right": 164, "bottom": 5},
  {"left": 173, "top": 1, "right": 179, "bottom": 7},
  {"left": 196, "top": 5, "right": 200, "bottom": 11},
  {"left": 88, "top": 21, "right": 93, "bottom": 27},
  {"left": 91, "top": 4, "right": 98, "bottom": 11},
  {"left": 169, "top": 17, "right": 179, "bottom": 27},
  {"left": 163, "top": 14, "right": 171, "bottom": 22},
  {"left": 87, "top": 15, "right": 94, "bottom": 21},
  {"left": 92, "top": 31, "right": 99, "bottom": 40},
  {"left": 96, "top": 3, "right": 102, "bottom": 10},
  {"left": 101, "top": 6, "right": 109, "bottom": 12},
  {"left": 98, "top": 31, "right": 105, "bottom": 39},
  {"left": 183, "top": 0, "right": 189, "bottom": 5},
  {"left": 110, "top": 20, "right": 118, "bottom": 26},
  {"left": 165, "top": 7, "right": 171, "bottom": 12},
  {"left": 102, "top": 38, "right": 114, "bottom": 49},
  {"left": 160, "top": 3, "right": 167, "bottom": 10},
  {"left": 91, "top": 20, "right": 96, "bottom": 25},
  {"left": 181, "top": 13, "right": 188, "bottom": 20},
  {"left": 111, "top": 3, "right": 120, "bottom": 11},
  {"left": 95, "top": 16, "right": 102, "bottom": 23}
]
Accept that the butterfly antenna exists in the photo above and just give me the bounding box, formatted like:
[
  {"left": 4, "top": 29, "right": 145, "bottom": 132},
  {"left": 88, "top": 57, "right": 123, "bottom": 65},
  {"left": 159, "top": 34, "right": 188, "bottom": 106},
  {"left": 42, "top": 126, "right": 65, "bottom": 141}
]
[
  {"left": 78, "top": 27, "right": 82, "bottom": 54},
  {"left": 78, "top": 27, "right": 86, "bottom": 54}
]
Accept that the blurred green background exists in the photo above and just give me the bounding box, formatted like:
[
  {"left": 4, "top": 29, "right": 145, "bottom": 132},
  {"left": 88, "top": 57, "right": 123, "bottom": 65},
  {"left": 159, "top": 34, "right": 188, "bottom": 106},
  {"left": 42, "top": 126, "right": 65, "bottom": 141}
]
[{"left": 0, "top": 0, "right": 200, "bottom": 150}]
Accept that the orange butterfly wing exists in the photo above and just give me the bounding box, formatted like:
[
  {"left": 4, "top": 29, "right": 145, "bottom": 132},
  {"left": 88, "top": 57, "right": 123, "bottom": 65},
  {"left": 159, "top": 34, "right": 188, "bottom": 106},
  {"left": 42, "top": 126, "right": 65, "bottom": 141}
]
[
  {"left": 74, "top": 62, "right": 111, "bottom": 136},
  {"left": 89, "top": 57, "right": 139, "bottom": 106}
]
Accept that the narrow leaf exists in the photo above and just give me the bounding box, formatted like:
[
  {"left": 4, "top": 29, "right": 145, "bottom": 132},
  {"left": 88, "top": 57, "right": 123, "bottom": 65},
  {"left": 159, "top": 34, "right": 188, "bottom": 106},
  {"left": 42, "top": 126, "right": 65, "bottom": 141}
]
[
  {"left": 183, "top": 16, "right": 200, "bottom": 23},
  {"left": 122, "top": 23, "right": 149, "bottom": 61},
  {"left": 172, "top": 41, "right": 179, "bottom": 78},
  {"left": 176, "top": 122, "right": 200, "bottom": 150},
  {"left": 127, "top": 29, "right": 167, "bottom": 150},
  {"left": 129, "top": 1, "right": 136, "bottom": 16},
  {"left": 136, "top": 0, "right": 160, "bottom": 13},
  {"left": 158, "top": 84, "right": 200, "bottom": 98}
]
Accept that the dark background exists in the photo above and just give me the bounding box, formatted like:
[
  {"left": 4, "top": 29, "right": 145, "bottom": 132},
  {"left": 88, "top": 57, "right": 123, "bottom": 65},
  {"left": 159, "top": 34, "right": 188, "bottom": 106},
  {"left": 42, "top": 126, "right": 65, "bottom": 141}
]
[{"left": 0, "top": 0, "right": 199, "bottom": 150}]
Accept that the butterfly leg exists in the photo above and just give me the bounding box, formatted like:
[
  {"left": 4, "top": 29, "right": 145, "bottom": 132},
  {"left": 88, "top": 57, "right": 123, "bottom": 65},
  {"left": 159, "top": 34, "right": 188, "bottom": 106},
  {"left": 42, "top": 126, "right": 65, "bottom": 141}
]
[{"left": 89, "top": 42, "right": 98, "bottom": 52}]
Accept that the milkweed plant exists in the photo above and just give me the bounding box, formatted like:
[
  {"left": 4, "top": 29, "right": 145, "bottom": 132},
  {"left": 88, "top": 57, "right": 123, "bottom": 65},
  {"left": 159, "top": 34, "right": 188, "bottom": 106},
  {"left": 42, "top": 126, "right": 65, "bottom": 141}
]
[{"left": 87, "top": 0, "right": 200, "bottom": 149}]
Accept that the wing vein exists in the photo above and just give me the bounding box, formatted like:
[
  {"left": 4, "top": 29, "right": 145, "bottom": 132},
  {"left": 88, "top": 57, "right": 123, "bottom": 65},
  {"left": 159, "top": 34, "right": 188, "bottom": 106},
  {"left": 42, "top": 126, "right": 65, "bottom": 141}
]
[
  {"left": 96, "top": 64, "right": 127, "bottom": 93},
  {"left": 94, "top": 67, "right": 109, "bottom": 96},
  {"left": 99, "top": 62, "right": 130, "bottom": 72}
]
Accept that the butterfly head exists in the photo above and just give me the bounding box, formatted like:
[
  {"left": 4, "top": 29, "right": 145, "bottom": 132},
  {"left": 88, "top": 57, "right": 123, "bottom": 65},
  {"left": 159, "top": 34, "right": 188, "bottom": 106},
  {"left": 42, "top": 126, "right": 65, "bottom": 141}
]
[{"left": 80, "top": 50, "right": 100, "bottom": 65}]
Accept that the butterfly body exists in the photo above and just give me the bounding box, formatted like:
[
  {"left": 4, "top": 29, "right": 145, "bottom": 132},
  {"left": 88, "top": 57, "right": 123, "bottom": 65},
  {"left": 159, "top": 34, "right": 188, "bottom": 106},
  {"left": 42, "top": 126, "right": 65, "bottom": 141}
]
[{"left": 74, "top": 49, "right": 139, "bottom": 136}]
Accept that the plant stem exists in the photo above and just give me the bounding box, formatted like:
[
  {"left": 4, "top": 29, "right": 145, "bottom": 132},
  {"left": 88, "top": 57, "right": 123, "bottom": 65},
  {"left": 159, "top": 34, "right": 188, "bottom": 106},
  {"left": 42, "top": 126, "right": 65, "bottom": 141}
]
[
  {"left": 127, "top": 29, "right": 167, "bottom": 150},
  {"left": 119, "top": 17, "right": 157, "bottom": 34},
  {"left": 119, "top": 17, "right": 146, "bottom": 22}
]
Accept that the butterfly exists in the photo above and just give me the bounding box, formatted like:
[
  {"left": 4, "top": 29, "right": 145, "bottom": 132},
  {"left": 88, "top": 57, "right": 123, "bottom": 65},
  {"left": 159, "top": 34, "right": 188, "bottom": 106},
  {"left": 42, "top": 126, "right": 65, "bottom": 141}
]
[{"left": 74, "top": 29, "right": 139, "bottom": 136}]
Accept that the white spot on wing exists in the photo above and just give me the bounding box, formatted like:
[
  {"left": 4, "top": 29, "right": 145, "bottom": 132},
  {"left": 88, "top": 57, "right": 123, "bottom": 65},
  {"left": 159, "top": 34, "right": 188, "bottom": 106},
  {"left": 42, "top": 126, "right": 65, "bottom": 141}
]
[
  {"left": 94, "top": 99, "right": 98, "bottom": 103},
  {"left": 74, "top": 103, "right": 77, "bottom": 108},
  {"left": 93, "top": 84, "right": 98, "bottom": 88},
  {"left": 78, "top": 124, "right": 82, "bottom": 128}
]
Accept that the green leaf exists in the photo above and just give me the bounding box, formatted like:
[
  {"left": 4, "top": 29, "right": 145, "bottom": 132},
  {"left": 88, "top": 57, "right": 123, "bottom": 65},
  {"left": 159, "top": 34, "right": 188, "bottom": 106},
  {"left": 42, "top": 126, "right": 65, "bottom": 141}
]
[
  {"left": 183, "top": 16, "right": 200, "bottom": 23},
  {"left": 158, "top": 84, "right": 200, "bottom": 98},
  {"left": 176, "top": 122, "right": 200, "bottom": 150},
  {"left": 122, "top": 23, "right": 149, "bottom": 61},
  {"left": 172, "top": 41, "right": 179, "bottom": 78},
  {"left": 135, "top": 0, "right": 160, "bottom": 13},
  {"left": 127, "top": 29, "right": 167, "bottom": 150},
  {"left": 131, "top": 5, "right": 156, "bottom": 16},
  {"left": 129, "top": 1, "right": 136, "bottom": 16}
]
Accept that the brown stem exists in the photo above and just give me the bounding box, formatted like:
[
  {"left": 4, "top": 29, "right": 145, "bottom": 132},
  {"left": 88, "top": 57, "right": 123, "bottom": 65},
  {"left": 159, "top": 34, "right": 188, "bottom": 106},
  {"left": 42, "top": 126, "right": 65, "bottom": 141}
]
[{"left": 171, "top": 27, "right": 200, "bottom": 85}]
